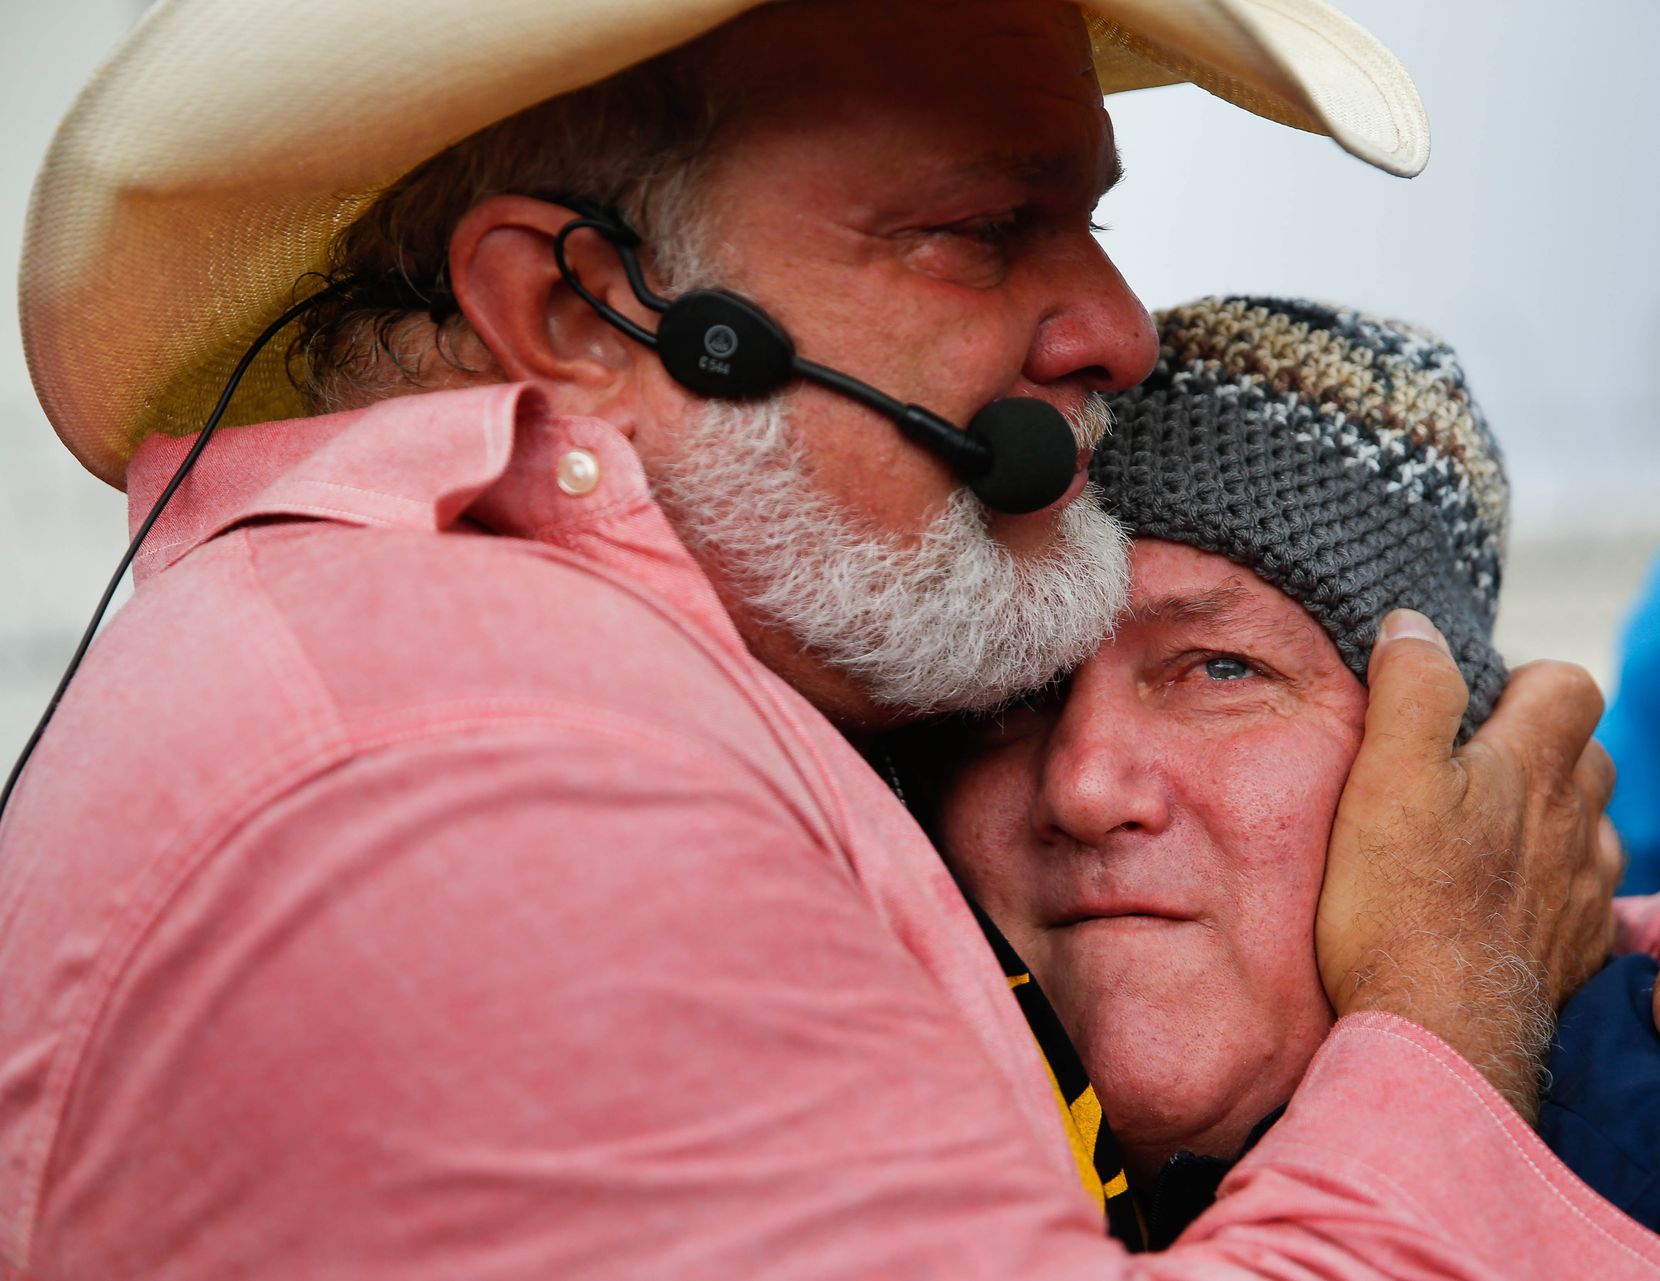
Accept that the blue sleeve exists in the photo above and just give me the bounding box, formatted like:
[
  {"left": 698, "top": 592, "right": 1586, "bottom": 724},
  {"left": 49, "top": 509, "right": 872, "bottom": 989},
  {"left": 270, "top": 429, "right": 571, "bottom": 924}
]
[
  {"left": 1539, "top": 953, "right": 1660, "bottom": 1230},
  {"left": 1600, "top": 555, "right": 1660, "bottom": 895}
]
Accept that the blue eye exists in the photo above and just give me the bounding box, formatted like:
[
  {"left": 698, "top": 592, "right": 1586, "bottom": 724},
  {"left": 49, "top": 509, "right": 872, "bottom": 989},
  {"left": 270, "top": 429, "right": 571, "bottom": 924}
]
[{"left": 1204, "top": 656, "right": 1254, "bottom": 681}]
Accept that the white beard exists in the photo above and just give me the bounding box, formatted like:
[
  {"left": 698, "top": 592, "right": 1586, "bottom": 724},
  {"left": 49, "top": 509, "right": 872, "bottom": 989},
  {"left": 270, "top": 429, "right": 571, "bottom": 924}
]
[{"left": 650, "top": 393, "right": 1130, "bottom": 716}]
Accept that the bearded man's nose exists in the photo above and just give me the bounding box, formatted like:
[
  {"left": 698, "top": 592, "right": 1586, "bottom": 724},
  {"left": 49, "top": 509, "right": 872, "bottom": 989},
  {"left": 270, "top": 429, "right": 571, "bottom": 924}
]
[{"left": 1022, "top": 244, "right": 1158, "bottom": 396}]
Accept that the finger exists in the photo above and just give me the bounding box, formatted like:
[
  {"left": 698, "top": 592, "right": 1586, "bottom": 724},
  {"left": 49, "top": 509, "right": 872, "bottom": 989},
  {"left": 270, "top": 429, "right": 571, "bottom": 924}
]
[
  {"left": 1575, "top": 738, "right": 1617, "bottom": 818},
  {"left": 1475, "top": 660, "right": 1604, "bottom": 772},
  {"left": 1578, "top": 819, "right": 1624, "bottom": 974},
  {"left": 1600, "top": 816, "right": 1626, "bottom": 893},
  {"left": 1354, "top": 610, "right": 1470, "bottom": 780}
]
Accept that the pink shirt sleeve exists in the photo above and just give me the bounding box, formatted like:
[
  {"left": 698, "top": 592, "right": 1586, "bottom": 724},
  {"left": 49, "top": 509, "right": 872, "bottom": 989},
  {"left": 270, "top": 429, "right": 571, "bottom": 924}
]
[{"left": 29, "top": 723, "right": 1660, "bottom": 1279}]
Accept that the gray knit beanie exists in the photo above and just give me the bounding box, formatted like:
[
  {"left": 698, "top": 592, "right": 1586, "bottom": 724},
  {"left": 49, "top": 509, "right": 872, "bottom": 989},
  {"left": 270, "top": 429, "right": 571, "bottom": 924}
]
[{"left": 1093, "top": 296, "right": 1509, "bottom": 741}]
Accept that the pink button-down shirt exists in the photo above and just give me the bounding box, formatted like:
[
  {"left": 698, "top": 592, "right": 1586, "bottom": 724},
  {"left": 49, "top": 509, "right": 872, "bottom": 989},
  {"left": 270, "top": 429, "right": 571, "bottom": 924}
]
[{"left": 2, "top": 383, "right": 1656, "bottom": 1279}]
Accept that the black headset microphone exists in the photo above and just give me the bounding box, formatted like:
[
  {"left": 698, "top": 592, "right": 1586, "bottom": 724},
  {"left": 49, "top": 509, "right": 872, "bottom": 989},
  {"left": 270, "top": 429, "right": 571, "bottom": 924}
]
[
  {"left": 553, "top": 210, "right": 1081, "bottom": 517},
  {"left": 0, "top": 204, "right": 1082, "bottom": 823}
]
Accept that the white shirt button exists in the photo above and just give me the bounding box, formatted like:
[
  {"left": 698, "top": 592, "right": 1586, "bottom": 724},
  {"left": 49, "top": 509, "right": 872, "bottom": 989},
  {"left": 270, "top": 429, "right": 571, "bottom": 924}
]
[{"left": 556, "top": 448, "right": 601, "bottom": 496}]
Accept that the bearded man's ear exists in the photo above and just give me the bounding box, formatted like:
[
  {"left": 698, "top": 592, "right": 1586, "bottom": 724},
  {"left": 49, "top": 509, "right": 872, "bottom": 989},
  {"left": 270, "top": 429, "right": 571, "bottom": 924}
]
[{"left": 448, "top": 195, "right": 647, "bottom": 400}]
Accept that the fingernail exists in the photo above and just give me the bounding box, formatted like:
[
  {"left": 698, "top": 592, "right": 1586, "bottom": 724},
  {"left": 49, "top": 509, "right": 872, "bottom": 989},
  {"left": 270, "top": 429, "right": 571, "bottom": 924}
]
[{"left": 1379, "top": 609, "right": 1452, "bottom": 655}]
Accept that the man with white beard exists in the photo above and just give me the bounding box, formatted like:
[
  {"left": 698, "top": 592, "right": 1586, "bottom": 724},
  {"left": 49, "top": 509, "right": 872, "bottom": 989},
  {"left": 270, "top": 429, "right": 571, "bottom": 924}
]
[{"left": 0, "top": 1, "right": 1638, "bottom": 1276}]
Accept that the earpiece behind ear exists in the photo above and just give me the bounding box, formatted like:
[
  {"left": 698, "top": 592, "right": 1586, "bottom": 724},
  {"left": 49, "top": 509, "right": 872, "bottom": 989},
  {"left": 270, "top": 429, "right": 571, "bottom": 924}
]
[{"left": 656, "top": 290, "right": 797, "bottom": 398}]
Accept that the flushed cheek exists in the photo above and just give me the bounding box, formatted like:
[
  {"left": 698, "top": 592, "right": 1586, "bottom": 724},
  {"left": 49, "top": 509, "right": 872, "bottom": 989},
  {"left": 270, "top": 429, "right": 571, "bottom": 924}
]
[
  {"left": 838, "top": 257, "right": 1032, "bottom": 412},
  {"left": 724, "top": 186, "right": 1028, "bottom": 416},
  {"left": 1194, "top": 724, "right": 1352, "bottom": 1024},
  {"left": 1190, "top": 720, "right": 1355, "bottom": 870}
]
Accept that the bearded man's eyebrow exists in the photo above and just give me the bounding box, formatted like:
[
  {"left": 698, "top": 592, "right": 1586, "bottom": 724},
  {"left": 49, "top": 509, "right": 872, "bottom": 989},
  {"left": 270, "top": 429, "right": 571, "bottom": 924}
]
[{"left": 965, "top": 144, "right": 1123, "bottom": 201}]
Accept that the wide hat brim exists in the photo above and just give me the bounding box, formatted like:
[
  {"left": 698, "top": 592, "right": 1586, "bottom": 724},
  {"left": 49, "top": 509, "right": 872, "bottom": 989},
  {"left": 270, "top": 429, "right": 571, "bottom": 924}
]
[{"left": 20, "top": 0, "right": 1428, "bottom": 489}]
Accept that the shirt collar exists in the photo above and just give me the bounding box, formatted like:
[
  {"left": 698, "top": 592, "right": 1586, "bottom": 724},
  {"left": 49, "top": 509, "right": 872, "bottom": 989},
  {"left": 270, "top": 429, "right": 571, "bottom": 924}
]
[{"left": 125, "top": 383, "right": 654, "bottom": 582}]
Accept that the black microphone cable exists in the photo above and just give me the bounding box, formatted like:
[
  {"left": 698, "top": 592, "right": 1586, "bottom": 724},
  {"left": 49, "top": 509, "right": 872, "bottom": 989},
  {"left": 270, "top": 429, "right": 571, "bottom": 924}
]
[{"left": 0, "top": 280, "right": 350, "bottom": 826}]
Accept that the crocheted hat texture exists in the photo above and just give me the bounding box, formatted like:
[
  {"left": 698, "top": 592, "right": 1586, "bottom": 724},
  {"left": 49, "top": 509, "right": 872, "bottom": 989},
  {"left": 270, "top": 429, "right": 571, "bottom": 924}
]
[{"left": 1094, "top": 296, "right": 1509, "bottom": 740}]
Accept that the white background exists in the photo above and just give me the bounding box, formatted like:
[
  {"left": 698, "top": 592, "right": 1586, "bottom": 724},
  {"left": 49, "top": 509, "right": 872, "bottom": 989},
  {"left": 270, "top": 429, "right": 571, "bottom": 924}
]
[{"left": 3, "top": 1, "right": 1658, "bottom": 764}]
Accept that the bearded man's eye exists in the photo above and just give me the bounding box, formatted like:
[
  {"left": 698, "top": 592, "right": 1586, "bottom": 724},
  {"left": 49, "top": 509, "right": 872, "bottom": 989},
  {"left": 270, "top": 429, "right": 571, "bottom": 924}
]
[{"left": 961, "top": 214, "right": 1019, "bottom": 244}]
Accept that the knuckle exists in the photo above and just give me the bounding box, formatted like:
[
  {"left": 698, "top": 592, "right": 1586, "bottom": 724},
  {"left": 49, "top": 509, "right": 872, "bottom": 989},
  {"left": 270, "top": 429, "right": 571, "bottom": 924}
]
[{"left": 1522, "top": 660, "right": 1604, "bottom": 715}]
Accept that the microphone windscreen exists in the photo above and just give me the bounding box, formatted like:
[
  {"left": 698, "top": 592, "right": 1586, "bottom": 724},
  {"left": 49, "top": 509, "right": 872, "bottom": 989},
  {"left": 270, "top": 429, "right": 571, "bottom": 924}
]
[{"left": 965, "top": 399, "right": 1077, "bottom": 514}]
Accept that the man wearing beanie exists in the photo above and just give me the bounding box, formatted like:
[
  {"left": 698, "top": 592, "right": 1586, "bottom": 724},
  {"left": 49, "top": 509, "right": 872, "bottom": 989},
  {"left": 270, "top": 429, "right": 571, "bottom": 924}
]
[
  {"left": 934, "top": 295, "right": 1660, "bottom": 1247},
  {"left": 0, "top": 3, "right": 1640, "bottom": 1276}
]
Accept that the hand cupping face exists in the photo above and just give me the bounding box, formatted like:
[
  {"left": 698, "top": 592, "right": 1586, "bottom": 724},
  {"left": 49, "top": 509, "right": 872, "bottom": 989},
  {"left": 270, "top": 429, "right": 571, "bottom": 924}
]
[{"left": 1318, "top": 632, "right": 1619, "bottom": 1122}]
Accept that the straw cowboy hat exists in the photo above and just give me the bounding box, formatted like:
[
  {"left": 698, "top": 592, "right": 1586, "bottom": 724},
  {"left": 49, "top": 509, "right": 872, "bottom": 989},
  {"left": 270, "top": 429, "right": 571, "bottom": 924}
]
[{"left": 19, "top": 0, "right": 1428, "bottom": 489}]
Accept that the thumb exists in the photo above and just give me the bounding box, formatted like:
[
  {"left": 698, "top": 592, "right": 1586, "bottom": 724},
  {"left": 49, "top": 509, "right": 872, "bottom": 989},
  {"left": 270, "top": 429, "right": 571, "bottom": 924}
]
[{"left": 1354, "top": 610, "right": 1470, "bottom": 784}]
